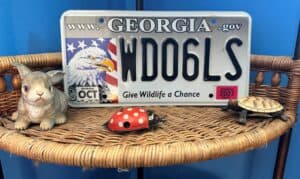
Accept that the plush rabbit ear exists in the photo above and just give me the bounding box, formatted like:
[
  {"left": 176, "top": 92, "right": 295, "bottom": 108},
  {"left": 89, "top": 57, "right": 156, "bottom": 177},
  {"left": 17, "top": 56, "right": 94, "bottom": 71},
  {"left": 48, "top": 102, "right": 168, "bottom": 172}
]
[
  {"left": 11, "top": 62, "right": 32, "bottom": 79},
  {"left": 47, "top": 70, "right": 65, "bottom": 85}
]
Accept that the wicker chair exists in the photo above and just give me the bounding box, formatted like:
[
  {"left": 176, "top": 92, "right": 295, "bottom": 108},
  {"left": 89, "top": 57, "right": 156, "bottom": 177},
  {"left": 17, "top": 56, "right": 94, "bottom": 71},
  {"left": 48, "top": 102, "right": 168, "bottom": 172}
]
[{"left": 0, "top": 53, "right": 299, "bottom": 177}]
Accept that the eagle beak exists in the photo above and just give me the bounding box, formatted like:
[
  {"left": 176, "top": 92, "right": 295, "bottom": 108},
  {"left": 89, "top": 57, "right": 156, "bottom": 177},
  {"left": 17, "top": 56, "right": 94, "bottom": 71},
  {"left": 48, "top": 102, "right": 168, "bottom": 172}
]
[{"left": 95, "top": 58, "right": 115, "bottom": 72}]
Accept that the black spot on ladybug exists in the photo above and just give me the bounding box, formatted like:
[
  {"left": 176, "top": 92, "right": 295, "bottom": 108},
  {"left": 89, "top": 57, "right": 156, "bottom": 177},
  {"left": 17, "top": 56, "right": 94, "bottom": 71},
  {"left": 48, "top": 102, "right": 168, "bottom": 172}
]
[
  {"left": 209, "top": 93, "right": 214, "bottom": 98},
  {"left": 123, "top": 121, "right": 130, "bottom": 128}
]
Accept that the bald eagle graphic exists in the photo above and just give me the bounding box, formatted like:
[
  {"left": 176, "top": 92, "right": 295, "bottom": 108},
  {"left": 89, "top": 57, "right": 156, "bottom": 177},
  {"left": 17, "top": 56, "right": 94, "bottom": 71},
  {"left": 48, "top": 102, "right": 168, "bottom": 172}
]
[{"left": 67, "top": 46, "right": 115, "bottom": 86}]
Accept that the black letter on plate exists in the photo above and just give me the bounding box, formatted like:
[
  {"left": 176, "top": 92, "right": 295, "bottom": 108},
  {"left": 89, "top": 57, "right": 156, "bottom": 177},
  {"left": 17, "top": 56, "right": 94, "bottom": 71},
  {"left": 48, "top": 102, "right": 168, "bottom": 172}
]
[
  {"left": 162, "top": 38, "right": 178, "bottom": 81},
  {"left": 120, "top": 38, "right": 137, "bottom": 81},
  {"left": 204, "top": 38, "right": 221, "bottom": 81},
  {"left": 141, "top": 38, "right": 158, "bottom": 81},
  {"left": 183, "top": 38, "right": 199, "bottom": 81},
  {"left": 225, "top": 38, "right": 243, "bottom": 81}
]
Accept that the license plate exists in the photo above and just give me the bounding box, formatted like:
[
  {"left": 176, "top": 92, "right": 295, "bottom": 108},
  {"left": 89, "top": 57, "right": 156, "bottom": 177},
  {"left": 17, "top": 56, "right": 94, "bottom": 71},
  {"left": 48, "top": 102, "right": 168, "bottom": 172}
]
[{"left": 61, "top": 11, "right": 251, "bottom": 107}]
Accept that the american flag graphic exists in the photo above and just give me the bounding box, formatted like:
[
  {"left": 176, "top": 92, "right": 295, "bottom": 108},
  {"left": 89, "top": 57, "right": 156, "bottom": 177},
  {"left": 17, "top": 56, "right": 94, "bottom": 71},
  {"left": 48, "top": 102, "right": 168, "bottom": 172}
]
[
  {"left": 65, "top": 37, "right": 118, "bottom": 103},
  {"left": 106, "top": 38, "right": 118, "bottom": 102},
  {"left": 106, "top": 38, "right": 118, "bottom": 87}
]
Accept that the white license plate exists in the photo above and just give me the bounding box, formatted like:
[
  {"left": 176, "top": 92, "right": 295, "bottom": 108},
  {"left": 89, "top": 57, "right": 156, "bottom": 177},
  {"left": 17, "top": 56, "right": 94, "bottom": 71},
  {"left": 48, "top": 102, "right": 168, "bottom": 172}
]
[{"left": 61, "top": 11, "right": 251, "bottom": 107}]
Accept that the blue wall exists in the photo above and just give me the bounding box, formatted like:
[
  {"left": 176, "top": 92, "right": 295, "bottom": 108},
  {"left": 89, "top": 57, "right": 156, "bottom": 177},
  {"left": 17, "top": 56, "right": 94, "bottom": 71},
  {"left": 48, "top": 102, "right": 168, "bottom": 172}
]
[
  {"left": 0, "top": 0, "right": 299, "bottom": 179},
  {"left": 0, "top": 0, "right": 135, "bottom": 56}
]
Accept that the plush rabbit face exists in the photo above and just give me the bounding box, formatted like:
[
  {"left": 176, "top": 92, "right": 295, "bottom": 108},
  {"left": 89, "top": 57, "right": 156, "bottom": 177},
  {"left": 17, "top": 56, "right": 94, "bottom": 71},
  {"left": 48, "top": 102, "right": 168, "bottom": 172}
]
[
  {"left": 13, "top": 62, "right": 64, "bottom": 106},
  {"left": 21, "top": 72, "right": 54, "bottom": 106}
]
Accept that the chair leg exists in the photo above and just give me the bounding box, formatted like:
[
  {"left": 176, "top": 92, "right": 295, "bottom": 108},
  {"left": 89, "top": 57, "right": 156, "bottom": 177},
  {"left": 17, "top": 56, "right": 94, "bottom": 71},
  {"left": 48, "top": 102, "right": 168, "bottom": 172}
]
[
  {"left": 0, "top": 162, "right": 3, "bottom": 179},
  {"left": 137, "top": 167, "right": 144, "bottom": 179},
  {"left": 273, "top": 129, "right": 292, "bottom": 179}
]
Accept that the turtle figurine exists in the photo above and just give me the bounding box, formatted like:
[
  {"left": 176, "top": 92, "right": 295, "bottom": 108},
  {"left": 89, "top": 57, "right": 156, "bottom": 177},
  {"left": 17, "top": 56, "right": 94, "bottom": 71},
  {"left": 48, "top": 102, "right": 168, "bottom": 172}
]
[{"left": 223, "top": 96, "right": 289, "bottom": 124}]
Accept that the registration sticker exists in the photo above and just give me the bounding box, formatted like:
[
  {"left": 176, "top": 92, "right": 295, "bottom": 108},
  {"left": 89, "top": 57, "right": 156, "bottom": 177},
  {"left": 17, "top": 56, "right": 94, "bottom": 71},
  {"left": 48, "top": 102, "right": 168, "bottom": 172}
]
[
  {"left": 61, "top": 10, "right": 251, "bottom": 107},
  {"left": 216, "top": 86, "right": 238, "bottom": 100}
]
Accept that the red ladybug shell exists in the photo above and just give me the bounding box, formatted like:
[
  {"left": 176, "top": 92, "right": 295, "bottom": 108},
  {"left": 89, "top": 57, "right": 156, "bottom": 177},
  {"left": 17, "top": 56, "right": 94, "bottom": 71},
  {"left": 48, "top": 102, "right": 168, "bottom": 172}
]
[{"left": 108, "top": 107, "right": 149, "bottom": 132}]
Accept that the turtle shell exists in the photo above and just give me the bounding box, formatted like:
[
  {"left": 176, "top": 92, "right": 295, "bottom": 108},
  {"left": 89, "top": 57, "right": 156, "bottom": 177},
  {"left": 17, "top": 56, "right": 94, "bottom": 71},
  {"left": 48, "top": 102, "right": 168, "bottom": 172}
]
[{"left": 238, "top": 96, "right": 283, "bottom": 113}]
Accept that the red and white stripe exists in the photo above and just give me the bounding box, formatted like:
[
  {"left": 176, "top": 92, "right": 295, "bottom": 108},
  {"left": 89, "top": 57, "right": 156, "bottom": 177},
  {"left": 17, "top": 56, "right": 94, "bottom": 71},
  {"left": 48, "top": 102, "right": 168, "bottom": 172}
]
[
  {"left": 105, "top": 38, "right": 119, "bottom": 103},
  {"left": 105, "top": 38, "right": 118, "bottom": 87},
  {"left": 107, "top": 39, "right": 117, "bottom": 71}
]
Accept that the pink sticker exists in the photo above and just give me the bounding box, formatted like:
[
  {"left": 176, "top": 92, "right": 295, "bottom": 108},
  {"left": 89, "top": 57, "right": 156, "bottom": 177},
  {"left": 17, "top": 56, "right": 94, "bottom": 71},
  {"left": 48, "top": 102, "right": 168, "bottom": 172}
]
[{"left": 216, "top": 86, "right": 238, "bottom": 100}]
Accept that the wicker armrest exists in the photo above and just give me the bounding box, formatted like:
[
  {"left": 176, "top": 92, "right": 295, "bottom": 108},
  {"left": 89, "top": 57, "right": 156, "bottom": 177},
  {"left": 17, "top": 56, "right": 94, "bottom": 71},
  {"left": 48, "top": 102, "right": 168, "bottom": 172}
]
[
  {"left": 0, "top": 53, "right": 61, "bottom": 73},
  {"left": 0, "top": 53, "right": 298, "bottom": 168},
  {"left": 250, "top": 55, "right": 300, "bottom": 116}
]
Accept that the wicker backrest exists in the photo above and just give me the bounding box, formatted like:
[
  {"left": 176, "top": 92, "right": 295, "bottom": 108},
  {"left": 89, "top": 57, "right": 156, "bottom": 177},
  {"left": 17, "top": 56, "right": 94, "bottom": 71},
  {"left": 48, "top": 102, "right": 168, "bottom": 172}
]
[
  {"left": 0, "top": 53, "right": 299, "bottom": 117},
  {"left": 250, "top": 55, "right": 300, "bottom": 116}
]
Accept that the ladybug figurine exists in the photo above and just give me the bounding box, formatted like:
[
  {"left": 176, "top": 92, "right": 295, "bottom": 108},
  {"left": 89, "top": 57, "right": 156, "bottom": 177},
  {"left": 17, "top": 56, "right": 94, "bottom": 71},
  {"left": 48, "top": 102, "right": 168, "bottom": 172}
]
[{"left": 106, "top": 107, "right": 165, "bottom": 132}]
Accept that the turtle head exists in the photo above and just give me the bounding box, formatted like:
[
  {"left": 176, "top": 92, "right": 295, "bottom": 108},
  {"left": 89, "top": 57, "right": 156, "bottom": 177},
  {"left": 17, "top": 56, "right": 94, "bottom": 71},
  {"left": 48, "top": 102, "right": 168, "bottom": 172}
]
[
  {"left": 228, "top": 99, "right": 238, "bottom": 107},
  {"left": 226, "top": 99, "right": 239, "bottom": 110}
]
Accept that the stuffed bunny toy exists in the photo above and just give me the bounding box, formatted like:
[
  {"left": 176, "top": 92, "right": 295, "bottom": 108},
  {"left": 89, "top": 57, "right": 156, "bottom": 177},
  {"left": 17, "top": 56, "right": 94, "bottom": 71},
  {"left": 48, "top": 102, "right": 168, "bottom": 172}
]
[{"left": 11, "top": 62, "right": 68, "bottom": 130}]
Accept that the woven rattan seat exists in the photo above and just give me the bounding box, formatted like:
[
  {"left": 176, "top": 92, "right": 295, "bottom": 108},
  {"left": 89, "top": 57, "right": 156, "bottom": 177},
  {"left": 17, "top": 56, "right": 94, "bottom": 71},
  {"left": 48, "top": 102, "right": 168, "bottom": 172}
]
[{"left": 0, "top": 53, "right": 299, "bottom": 168}]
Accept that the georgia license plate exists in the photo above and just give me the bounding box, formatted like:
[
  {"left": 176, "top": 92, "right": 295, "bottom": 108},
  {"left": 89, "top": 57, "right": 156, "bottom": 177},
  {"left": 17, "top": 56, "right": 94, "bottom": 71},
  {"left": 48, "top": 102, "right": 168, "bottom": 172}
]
[{"left": 61, "top": 11, "right": 251, "bottom": 107}]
